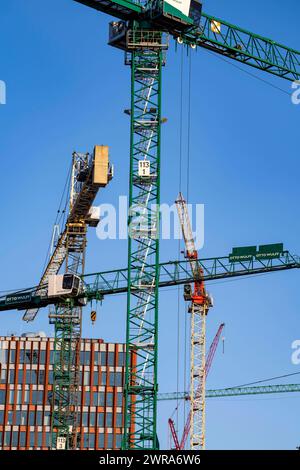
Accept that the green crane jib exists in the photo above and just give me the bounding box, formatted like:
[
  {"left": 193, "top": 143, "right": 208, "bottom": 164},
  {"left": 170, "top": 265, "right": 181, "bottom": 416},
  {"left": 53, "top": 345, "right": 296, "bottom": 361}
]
[
  {"left": 75, "top": 0, "right": 300, "bottom": 81},
  {"left": 157, "top": 384, "right": 300, "bottom": 401},
  {"left": 0, "top": 249, "right": 299, "bottom": 312}
]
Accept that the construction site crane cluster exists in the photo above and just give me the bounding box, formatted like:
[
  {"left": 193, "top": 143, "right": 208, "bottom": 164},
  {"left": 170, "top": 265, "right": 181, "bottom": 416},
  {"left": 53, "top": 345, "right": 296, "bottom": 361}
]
[{"left": 1, "top": 0, "right": 300, "bottom": 451}]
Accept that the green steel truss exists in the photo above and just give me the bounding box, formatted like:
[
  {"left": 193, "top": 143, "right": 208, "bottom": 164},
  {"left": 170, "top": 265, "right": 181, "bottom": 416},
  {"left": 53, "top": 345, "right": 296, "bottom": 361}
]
[
  {"left": 83, "top": 251, "right": 300, "bottom": 297},
  {"left": 123, "top": 38, "right": 164, "bottom": 450},
  {"left": 74, "top": 1, "right": 300, "bottom": 81},
  {"left": 1, "top": 251, "right": 299, "bottom": 312},
  {"left": 157, "top": 383, "right": 300, "bottom": 401},
  {"left": 188, "top": 12, "right": 300, "bottom": 81},
  {"left": 49, "top": 223, "right": 87, "bottom": 449}
]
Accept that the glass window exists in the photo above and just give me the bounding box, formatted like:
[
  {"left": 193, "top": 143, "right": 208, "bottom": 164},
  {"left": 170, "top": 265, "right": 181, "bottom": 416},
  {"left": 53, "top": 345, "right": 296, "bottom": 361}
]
[
  {"left": 98, "top": 412, "right": 104, "bottom": 427},
  {"left": 44, "top": 412, "right": 50, "bottom": 426},
  {"left": 24, "top": 390, "right": 30, "bottom": 405},
  {"left": 36, "top": 411, "right": 43, "bottom": 426},
  {"left": 0, "top": 410, "right": 4, "bottom": 424},
  {"left": 0, "top": 348, "right": 8, "bottom": 365},
  {"left": 109, "top": 372, "right": 114, "bottom": 386},
  {"left": 29, "top": 431, "right": 35, "bottom": 447},
  {"left": 9, "top": 369, "right": 15, "bottom": 384},
  {"left": 19, "top": 432, "right": 26, "bottom": 447},
  {"left": 107, "top": 433, "right": 113, "bottom": 449},
  {"left": 115, "top": 372, "right": 123, "bottom": 387},
  {"left": 9, "top": 350, "right": 16, "bottom": 364},
  {"left": 7, "top": 411, "right": 14, "bottom": 425},
  {"left": 100, "top": 351, "right": 107, "bottom": 366},
  {"left": 116, "top": 413, "right": 123, "bottom": 427},
  {"left": 18, "top": 369, "right": 23, "bottom": 384},
  {"left": 50, "top": 351, "right": 54, "bottom": 364},
  {"left": 19, "top": 350, "right": 25, "bottom": 364},
  {"left": 106, "top": 412, "right": 113, "bottom": 427},
  {"left": 0, "top": 389, "right": 5, "bottom": 404},
  {"left": 48, "top": 371, "right": 53, "bottom": 385},
  {"left": 98, "top": 432, "right": 104, "bottom": 449},
  {"left": 45, "top": 432, "right": 51, "bottom": 447},
  {"left": 90, "top": 412, "right": 95, "bottom": 427},
  {"left": 80, "top": 352, "right": 84, "bottom": 365},
  {"left": 99, "top": 391, "right": 105, "bottom": 407},
  {"left": 38, "top": 370, "right": 45, "bottom": 385},
  {"left": 16, "top": 390, "right": 22, "bottom": 404},
  {"left": 115, "top": 434, "right": 122, "bottom": 449},
  {"left": 93, "top": 371, "right": 98, "bottom": 386},
  {"left": 32, "top": 351, "right": 38, "bottom": 365},
  {"left": 92, "top": 392, "right": 98, "bottom": 407},
  {"left": 83, "top": 371, "right": 89, "bottom": 386},
  {"left": 12, "top": 431, "right": 18, "bottom": 447},
  {"left": 31, "top": 369, "right": 38, "bottom": 385},
  {"left": 37, "top": 432, "right": 42, "bottom": 447},
  {"left": 107, "top": 352, "right": 115, "bottom": 367},
  {"left": 88, "top": 433, "right": 95, "bottom": 448},
  {"left": 82, "top": 412, "right": 88, "bottom": 427},
  {"left": 39, "top": 350, "right": 46, "bottom": 364},
  {"left": 106, "top": 392, "right": 113, "bottom": 407},
  {"left": 100, "top": 372, "right": 106, "bottom": 385},
  {"left": 117, "top": 392, "right": 123, "bottom": 407},
  {"left": 94, "top": 352, "right": 100, "bottom": 366},
  {"left": 83, "top": 433, "right": 89, "bottom": 448},
  {"left": 20, "top": 411, "right": 27, "bottom": 425},
  {"left": 32, "top": 390, "right": 37, "bottom": 404},
  {"left": 9, "top": 390, "right": 14, "bottom": 404},
  {"left": 117, "top": 352, "right": 125, "bottom": 367},
  {"left": 0, "top": 367, "right": 6, "bottom": 384},
  {"left": 84, "top": 392, "right": 90, "bottom": 406},
  {"left": 37, "top": 391, "right": 43, "bottom": 404},
  {"left": 15, "top": 411, "right": 21, "bottom": 425},
  {"left": 25, "top": 350, "right": 32, "bottom": 364},
  {"left": 4, "top": 431, "right": 10, "bottom": 446},
  {"left": 84, "top": 351, "right": 90, "bottom": 366},
  {"left": 25, "top": 370, "right": 31, "bottom": 384},
  {"left": 29, "top": 411, "right": 35, "bottom": 426}
]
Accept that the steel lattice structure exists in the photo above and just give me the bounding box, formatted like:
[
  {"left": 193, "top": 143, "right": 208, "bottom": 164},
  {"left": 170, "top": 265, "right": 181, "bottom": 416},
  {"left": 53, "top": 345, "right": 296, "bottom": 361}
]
[
  {"left": 124, "top": 40, "right": 165, "bottom": 450},
  {"left": 157, "top": 383, "right": 300, "bottom": 401}
]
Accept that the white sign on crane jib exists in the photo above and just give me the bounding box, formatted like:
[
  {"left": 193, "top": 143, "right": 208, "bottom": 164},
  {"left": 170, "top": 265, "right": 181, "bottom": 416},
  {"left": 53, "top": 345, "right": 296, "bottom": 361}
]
[{"left": 164, "top": 0, "right": 191, "bottom": 17}]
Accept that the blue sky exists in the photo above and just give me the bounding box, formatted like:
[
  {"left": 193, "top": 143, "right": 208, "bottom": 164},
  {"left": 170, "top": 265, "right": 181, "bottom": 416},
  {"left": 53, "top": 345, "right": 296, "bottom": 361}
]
[{"left": 1, "top": 0, "right": 300, "bottom": 450}]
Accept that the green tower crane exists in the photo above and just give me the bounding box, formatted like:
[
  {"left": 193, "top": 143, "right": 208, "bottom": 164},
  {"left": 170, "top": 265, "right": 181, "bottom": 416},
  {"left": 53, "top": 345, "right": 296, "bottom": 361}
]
[{"left": 71, "top": 0, "right": 300, "bottom": 450}]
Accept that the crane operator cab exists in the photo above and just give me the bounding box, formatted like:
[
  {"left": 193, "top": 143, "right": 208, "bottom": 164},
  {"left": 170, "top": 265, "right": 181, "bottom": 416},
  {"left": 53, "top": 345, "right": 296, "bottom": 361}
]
[
  {"left": 149, "top": 0, "right": 202, "bottom": 32},
  {"left": 48, "top": 274, "right": 81, "bottom": 298}
]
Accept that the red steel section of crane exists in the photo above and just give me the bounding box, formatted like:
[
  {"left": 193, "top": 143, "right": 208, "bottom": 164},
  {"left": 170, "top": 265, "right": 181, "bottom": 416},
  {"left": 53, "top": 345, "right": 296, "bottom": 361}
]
[
  {"left": 176, "top": 192, "right": 207, "bottom": 304},
  {"left": 169, "top": 323, "right": 225, "bottom": 450},
  {"left": 179, "top": 323, "right": 225, "bottom": 450},
  {"left": 205, "top": 323, "right": 225, "bottom": 377},
  {"left": 168, "top": 419, "right": 181, "bottom": 450}
]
